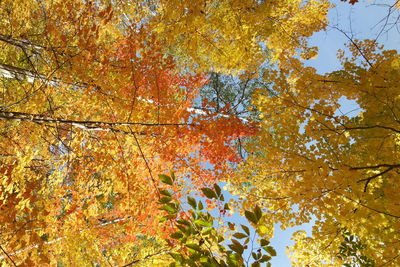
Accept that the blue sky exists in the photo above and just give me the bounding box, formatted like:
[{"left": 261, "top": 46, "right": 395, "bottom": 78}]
[
  {"left": 269, "top": 0, "right": 400, "bottom": 266},
  {"left": 308, "top": 0, "right": 400, "bottom": 74}
]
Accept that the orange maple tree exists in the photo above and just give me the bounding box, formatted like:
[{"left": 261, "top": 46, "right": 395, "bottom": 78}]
[{"left": 0, "top": 0, "right": 255, "bottom": 265}]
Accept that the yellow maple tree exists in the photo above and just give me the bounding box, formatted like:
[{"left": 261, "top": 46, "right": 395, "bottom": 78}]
[
  {"left": 231, "top": 39, "right": 400, "bottom": 266},
  {"left": 139, "top": 0, "right": 330, "bottom": 74}
]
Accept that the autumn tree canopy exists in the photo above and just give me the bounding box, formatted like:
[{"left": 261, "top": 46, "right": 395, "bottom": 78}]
[
  {"left": 229, "top": 39, "right": 400, "bottom": 266},
  {"left": 0, "top": 0, "right": 398, "bottom": 266},
  {"left": 0, "top": 0, "right": 254, "bottom": 265}
]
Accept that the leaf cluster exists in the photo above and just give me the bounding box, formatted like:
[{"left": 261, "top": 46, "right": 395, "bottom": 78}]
[{"left": 158, "top": 174, "right": 275, "bottom": 267}]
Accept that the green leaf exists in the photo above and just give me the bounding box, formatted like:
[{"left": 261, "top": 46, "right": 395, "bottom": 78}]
[
  {"left": 158, "top": 196, "right": 172, "bottom": 204},
  {"left": 228, "top": 240, "right": 244, "bottom": 254},
  {"left": 186, "top": 243, "right": 202, "bottom": 251},
  {"left": 241, "top": 225, "right": 250, "bottom": 235},
  {"left": 189, "top": 253, "right": 201, "bottom": 262},
  {"left": 260, "top": 255, "right": 272, "bottom": 263},
  {"left": 228, "top": 244, "right": 239, "bottom": 254},
  {"left": 185, "top": 225, "right": 195, "bottom": 235},
  {"left": 227, "top": 254, "right": 239, "bottom": 265},
  {"left": 181, "top": 237, "right": 187, "bottom": 244},
  {"left": 245, "top": 210, "right": 258, "bottom": 224},
  {"left": 160, "top": 205, "right": 174, "bottom": 213},
  {"left": 160, "top": 189, "right": 172, "bottom": 197},
  {"left": 251, "top": 262, "right": 260, "bottom": 267},
  {"left": 187, "top": 196, "right": 197, "bottom": 209},
  {"left": 252, "top": 252, "right": 258, "bottom": 260},
  {"left": 224, "top": 203, "right": 230, "bottom": 210},
  {"left": 260, "top": 239, "right": 270, "bottom": 247},
  {"left": 228, "top": 222, "right": 235, "bottom": 230},
  {"left": 186, "top": 259, "right": 196, "bottom": 266},
  {"left": 170, "top": 232, "right": 183, "bottom": 239},
  {"left": 233, "top": 233, "right": 247, "bottom": 239},
  {"left": 169, "top": 252, "right": 183, "bottom": 261},
  {"left": 264, "top": 246, "right": 277, "bottom": 257},
  {"left": 198, "top": 201, "right": 204, "bottom": 210},
  {"left": 201, "top": 188, "right": 217, "bottom": 199},
  {"left": 177, "top": 219, "right": 190, "bottom": 226},
  {"left": 213, "top": 184, "right": 221, "bottom": 196},
  {"left": 233, "top": 239, "right": 244, "bottom": 253},
  {"left": 159, "top": 174, "right": 173, "bottom": 185},
  {"left": 203, "top": 227, "right": 213, "bottom": 235},
  {"left": 254, "top": 205, "right": 262, "bottom": 221},
  {"left": 195, "top": 219, "right": 212, "bottom": 227}
]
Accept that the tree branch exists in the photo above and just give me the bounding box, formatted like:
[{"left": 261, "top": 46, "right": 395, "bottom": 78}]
[
  {"left": 121, "top": 249, "right": 170, "bottom": 266},
  {"left": 0, "top": 111, "right": 191, "bottom": 130},
  {"left": 0, "top": 245, "right": 17, "bottom": 266}
]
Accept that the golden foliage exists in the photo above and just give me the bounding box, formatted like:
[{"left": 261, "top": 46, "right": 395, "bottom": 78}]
[
  {"left": 144, "top": 0, "right": 330, "bottom": 74},
  {"left": 232, "top": 40, "right": 400, "bottom": 265}
]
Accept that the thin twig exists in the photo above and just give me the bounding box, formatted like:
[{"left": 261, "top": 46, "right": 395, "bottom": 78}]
[
  {"left": 0, "top": 245, "right": 17, "bottom": 266},
  {"left": 130, "top": 128, "right": 160, "bottom": 198}
]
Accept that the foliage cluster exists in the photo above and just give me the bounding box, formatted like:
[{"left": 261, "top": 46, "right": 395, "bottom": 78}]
[{"left": 0, "top": 0, "right": 399, "bottom": 266}]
